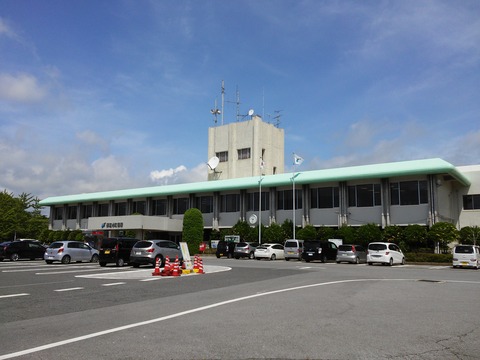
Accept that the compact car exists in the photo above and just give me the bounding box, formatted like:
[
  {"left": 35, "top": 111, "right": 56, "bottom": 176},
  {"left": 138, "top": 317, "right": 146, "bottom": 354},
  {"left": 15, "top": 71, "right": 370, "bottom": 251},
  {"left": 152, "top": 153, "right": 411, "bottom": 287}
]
[
  {"left": 452, "top": 244, "right": 480, "bottom": 269},
  {"left": 284, "top": 239, "right": 304, "bottom": 261},
  {"left": 234, "top": 242, "right": 258, "bottom": 259},
  {"left": 44, "top": 241, "right": 99, "bottom": 264},
  {"left": 0, "top": 240, "right": 46, "bottom": 261},
  {"left": 98, "top": 237, "right": 139, "bottom": 267},
  {"left": 302, "top": 241, "right": 338, "bottom": 263},
  {"left": 336, "top": 244, "right": 367, "bottom": 264},
  {"left": 130, "top": 240, "right": 183, "bottom": 268},
  {"left": 367, "top": 242, "right": 405, "bottom": 266},
  {"left": 254, "top": 243, "right": 285, "bottom": 260}
]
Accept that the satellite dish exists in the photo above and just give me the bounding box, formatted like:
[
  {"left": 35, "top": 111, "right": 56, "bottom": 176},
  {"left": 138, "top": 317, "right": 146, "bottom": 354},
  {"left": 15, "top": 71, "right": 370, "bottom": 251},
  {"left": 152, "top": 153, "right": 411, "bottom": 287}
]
[
  {"left": 207, "top": 156, "right": 220, "bottom": 170},
  {"left": 248, "top": 109, "right": 255, "bottom": 116}
]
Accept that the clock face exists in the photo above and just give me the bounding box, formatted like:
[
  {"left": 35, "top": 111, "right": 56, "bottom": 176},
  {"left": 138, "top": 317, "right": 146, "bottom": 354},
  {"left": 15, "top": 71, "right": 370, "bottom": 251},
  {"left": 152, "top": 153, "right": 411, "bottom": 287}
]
[{"left": 249, "top": 214, "right": 258, "bottom": 224}]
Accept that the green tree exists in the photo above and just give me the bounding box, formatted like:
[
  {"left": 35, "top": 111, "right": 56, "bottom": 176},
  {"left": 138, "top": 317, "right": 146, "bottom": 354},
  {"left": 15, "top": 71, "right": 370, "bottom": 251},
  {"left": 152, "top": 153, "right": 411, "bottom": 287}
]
[
  {"left": 317, "top": 226, "right": 336, "bottom": 241},
  {"left": 231, "top": 220, "right": 252, "bottom": 241},
  {"left": 428, "top": 222, "right": 459, "bottom": 253},
  {"left": 281, "top": 219, "right": 293, "bottom": 239},
  {"left": 336, "top": 225, "right": 356, "bottom": 244},
  {"left": 355, "top": 223, "right": 382, "bottom": 247},
  {"left": 262, "top": 223, "right": 285, "bottom": 243},
  {"left": 382, "top": 225, "right": 403, "bottom": 244},
  {"left": 402, "top": 224, "right": 428, "bottom": 251},
  {"left": 182, "top": 208, "right": 204, "bottom": 255},
  {"left": 296, "top": 225, "right": 317, "bottom": 240},
  {"left": 459, "top": 226, "right": 480, "bottom": 245}
]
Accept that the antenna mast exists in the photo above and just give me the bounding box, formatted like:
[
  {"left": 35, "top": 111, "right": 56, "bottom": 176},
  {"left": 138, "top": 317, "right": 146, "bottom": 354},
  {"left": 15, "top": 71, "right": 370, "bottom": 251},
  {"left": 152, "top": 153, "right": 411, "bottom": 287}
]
[{"left": 221, "top": 80, "right": 225, "bottom": 125}]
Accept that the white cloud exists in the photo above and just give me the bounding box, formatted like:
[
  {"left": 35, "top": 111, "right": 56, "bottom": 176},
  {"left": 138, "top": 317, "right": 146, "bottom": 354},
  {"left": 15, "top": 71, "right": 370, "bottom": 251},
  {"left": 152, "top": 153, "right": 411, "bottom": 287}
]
[
  {"left": 150, "top": 165, "right": 188, "bottom": 184},
  {"left": 0, "top": 73, "right": 47, "bottom": 103}
]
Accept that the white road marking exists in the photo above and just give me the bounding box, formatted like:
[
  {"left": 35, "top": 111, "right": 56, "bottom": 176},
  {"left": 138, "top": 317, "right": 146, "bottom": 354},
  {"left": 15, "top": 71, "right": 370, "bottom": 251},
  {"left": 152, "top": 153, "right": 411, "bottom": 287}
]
[
  {"left": 101, "top": 282, "right": 126, "bottom": 287},
  {"left": 53, "top": 287, "right": 84, "bottom": 292},
  {"left": 0, "top": 293, "right": 29, "bottom": 299}
]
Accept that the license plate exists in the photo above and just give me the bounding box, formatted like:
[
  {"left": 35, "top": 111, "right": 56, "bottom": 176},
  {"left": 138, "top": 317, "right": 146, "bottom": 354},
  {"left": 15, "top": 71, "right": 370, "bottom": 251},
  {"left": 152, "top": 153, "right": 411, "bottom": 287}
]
[
  {"left": 135, "top": 251, "right": 141, "bottom": 255},
  {"left": 288, "top": 251, "right": 294, "bottom": 254},
  {"left": 461, "top": 262, "right": 468, "bottom": 265},
  {"left": 104, "top": 250, "right": 110, "bottom": 254},
  {"left": 307, "top": 253, "right": 314, "bottom": 256}
]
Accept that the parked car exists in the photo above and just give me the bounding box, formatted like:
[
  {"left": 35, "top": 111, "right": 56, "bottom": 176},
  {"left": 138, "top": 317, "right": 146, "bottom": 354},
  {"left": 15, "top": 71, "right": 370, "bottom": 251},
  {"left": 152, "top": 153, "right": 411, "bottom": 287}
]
[
  {"left": 130, "top": 240, "right": 183, "bottom": 268},
  {"left": 302, "top": 241, "right": 338, "bottom": 263},
  {"left": 254, "top": 243, "right": 285, "bottom": 260},
  {"left": 215, "top": 240, "right": 235, "bottom": 258},
  {"left": 284, "top": 239, "right": 304, "bottom": 261},
  {"left": 44, "top": 241, "right": 99, "bottom": 264},
  {"left": 0, "top": 240, "right": 46, "bottom": 261},
  {"left": 98, "top": 237, "right": 139, "bottom": 267},
  {"left": 234, "top": 242, "right": 259, "bottom": 259},
  {"left": 452, "top": 244, "right": 480, "bottom": 269},
  {"left": 336, "top": 244, "right": 367, "bottom": 264},
  {"left": 367, "top": 242, "right": 405, "bottom": 266}
]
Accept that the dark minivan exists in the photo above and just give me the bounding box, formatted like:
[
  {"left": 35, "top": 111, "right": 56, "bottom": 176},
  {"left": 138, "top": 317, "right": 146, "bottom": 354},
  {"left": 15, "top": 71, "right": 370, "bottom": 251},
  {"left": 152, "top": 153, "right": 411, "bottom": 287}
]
[
  {"left": 98, "top": 237, "right": 139, "bottom": 267},
  {"left": 302, "top": 240, "right": 338, "bottom": 263}
]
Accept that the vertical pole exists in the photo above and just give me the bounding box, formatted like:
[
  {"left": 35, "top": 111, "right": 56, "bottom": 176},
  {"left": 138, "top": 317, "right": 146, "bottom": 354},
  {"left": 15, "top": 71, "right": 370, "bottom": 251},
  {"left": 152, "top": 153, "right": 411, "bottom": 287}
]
[
  {"left": 259, "top": 177, "right": 262, "bottom": 244},
  {"left": 292, "top": 168, "right": 296, "bottom": 240}
]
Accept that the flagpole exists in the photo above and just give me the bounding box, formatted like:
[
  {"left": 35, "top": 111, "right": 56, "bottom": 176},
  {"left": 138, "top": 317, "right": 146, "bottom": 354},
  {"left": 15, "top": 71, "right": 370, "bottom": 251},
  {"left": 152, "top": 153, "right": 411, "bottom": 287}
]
[
  {"left": 291, "top": 153, "right": 303, "bottom": 240},
  {"left": 259, "top": 158, "right": 264, "bottom": 244}
]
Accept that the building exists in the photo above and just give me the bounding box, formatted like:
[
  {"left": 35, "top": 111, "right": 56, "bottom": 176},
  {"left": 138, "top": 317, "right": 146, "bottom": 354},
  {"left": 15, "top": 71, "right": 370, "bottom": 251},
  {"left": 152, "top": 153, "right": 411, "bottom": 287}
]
[
  {"left": 207, "top": 115, "right": 284, "bottom": 180},
  {"left": 39, "top": 158, "right": 480, "bottom": 242}
]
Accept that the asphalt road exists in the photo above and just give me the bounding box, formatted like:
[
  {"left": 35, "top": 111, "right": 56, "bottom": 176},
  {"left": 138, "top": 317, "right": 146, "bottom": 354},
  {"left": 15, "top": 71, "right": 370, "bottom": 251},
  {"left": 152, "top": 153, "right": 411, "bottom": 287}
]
[{"left": 0, "top": 258, "right": 479, "bottom": 359}]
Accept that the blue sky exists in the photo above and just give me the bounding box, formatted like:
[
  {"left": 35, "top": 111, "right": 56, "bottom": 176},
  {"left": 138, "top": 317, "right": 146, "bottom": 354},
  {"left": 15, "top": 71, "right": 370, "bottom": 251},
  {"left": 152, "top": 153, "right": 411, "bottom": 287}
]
[{"left": 1, "top": 0, "right": 479, "bottom": 201}]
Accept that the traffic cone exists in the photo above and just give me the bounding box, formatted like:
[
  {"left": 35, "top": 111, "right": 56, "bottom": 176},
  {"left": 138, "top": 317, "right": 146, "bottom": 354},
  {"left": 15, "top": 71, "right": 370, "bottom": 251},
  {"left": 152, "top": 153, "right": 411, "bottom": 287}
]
[
  {"left": 198, "top": 256, "right": 205, "bottom": 274},
  {"left": 152, "top": 256, "right": 161, "bottom": 276},
  {"left": 160, "top": 256, "right": 171, "bottom": 276},
  {"left": 172, "top": 256, "right": 181, "bottom": 277},
  {"left": 193, "top": 255, "right": 199, "bottom": 273}
]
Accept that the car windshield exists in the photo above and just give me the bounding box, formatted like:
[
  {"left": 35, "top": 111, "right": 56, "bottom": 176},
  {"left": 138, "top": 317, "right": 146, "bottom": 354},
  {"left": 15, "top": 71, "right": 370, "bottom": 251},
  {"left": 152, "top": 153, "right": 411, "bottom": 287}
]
[
  {"left": 369, "top": 243, "right": 387, "bottom": 251},
  {"left": 133, "top": 241, "right": 152, "bottom": 248},
  {"left": 455, "top": 246, "right": 474, "bottom": 254},
  {"left": 338, "top": 245, "right": 353, "bottom": 252},
  {"left": 285, "top": 241, "right": 297, "bottom": 247}
]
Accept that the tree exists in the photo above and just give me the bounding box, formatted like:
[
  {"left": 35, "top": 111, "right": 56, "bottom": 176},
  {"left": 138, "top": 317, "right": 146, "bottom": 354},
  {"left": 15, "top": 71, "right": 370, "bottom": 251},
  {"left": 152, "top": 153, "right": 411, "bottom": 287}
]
[
  {"left": 296, "top": 225, "right": 317, "bottom": 240},
  {"left": 262, "top": 223, "right": 285, "bottom": 243},
  {"left": 355, "top": 224, "right": 382, "bottom": 247},
  {"left": 281, "top": 219, "right": 293, "bottom": 240},
  {"left": 336, "top": 225, "right": 356, "bottom": 244},
  {"left": 427, "top": 222, "right": 459, "bottom": 253},
  {"left": 317, "top": 226, "right": 336, "bottom": 241},
  {"left": 459, "top": 226, "right": 480, "bottom": 245},
  {"left": 182, "top": 208, "right": 204, "bottom": 255},
  {"left": 403, "top": 224, "right": 428, "bottom": 252},
  {"left": 231, "top": 220, "right": 252, "bottom": 241}
]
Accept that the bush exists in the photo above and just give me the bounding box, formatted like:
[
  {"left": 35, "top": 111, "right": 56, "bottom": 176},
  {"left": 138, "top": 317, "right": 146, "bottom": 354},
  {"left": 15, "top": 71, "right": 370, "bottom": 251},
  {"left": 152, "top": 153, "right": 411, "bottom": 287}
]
[{"left": 405, "top": 252, "right": 452, "bottom": 263}]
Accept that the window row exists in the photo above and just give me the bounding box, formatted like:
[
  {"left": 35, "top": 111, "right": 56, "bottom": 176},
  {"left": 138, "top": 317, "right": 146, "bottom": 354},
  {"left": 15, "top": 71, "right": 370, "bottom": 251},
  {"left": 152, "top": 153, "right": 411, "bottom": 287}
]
[{"left": 57, "top": 180, "right": 433, "bottom": 219}]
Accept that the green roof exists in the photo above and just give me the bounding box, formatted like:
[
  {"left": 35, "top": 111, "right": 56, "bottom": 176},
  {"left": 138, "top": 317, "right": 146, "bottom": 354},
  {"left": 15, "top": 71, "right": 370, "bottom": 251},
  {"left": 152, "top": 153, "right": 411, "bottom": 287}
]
[{"left": 39, "top": 158, "right": 471, "bottom": 206}]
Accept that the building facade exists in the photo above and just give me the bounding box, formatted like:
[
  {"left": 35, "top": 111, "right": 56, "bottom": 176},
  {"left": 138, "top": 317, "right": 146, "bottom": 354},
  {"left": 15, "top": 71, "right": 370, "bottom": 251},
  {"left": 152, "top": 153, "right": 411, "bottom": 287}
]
[{"left": 39, "top": 159, "right": 480, "bottom": 241}]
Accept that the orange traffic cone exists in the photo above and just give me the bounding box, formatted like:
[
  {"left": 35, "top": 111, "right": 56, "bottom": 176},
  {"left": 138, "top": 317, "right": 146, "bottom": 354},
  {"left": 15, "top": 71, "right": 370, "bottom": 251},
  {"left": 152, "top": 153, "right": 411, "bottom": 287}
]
[
  {"left": 152, "top": 256, "right": 161, "bottom": 276},
  {"left": 172, "top": 256, "right": 181, "bottom": 277},
  {"left": 160, "top": 256, "right": 171, "bottom": 276},
  {"left": 198, "top": 256, "right": 205, "bottom": 274},
  {"left": 193, "top": 255, "right": 199, "bottom": 273}
]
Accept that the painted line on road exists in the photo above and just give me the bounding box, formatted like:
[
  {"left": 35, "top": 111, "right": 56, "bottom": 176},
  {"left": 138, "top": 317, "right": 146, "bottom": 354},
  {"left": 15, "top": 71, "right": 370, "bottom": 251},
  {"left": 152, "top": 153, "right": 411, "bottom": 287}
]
[
  {"left": 101, "top": 282, "right": 126, "bottom": 287},
  {"left": 36, "top": 268, "right": 113, "bottom": 275},
  {"left": 0, "top": 293, "right": 29, "bottom": 299},
  {"left": 2, "top": 277, "right": 479, "bottom": 360},
  {"left": 53, "top": 287, "right": 84, "bottom": 292}
]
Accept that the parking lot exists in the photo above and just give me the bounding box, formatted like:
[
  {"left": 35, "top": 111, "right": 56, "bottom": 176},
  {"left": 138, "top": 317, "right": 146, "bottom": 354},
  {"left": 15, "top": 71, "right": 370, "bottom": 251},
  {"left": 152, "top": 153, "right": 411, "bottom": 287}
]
[{"left": 0, "top": 258, "right": 479, "bottom": 359}]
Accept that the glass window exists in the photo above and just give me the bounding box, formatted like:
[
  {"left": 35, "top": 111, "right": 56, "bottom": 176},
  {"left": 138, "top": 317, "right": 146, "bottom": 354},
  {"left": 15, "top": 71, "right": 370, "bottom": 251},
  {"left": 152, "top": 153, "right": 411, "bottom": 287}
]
[
  {"left": 348, "top": 184, "right": 381, "bottom": 207},
  {"left": 98, "top": 203, "right": 109, "bottom": 217},
  {"left": 277, "top": 189, "right": 302, "bottom": 210},
  {"left": 216, "top": 151, "right": 228, "bottom": 162},
  {"left": 196, "top": 196, "right": 213, "bottom": 213},
  {"left": 133, "top": 201, "right": 146, "bottom": 215},
  {"left": 390, "top": 180, "right": 428, "bottom": 206},
  {"left": 114, "top": 202, "right": 127, "bottom": 216},
  {"left": 237, "top": 148, "right": 251, "bottom": 160},
  {"left": 247, "top": 192, "right": 269, "bottom": 211},
  {"left": 173, "top": 198, "right": 189, "bottom": 215},
  {"left": 152, "top": 199, "right": 167, "bottom": 215},
  {"left": 463, "top": 194, "right": 480, "bottom": 210},
  {"left": 67, "top": 206, "right": 77, "bottom": 219},
  {"left": 54, "top": 207, "right": 63, "bottom": 220},
  {"left": 311, "top": 187, "right": 339, "bottom": 209},
  {"left": 220, "top": 194, "right": 240, "bottom": 212},
  {"left": 82, "top": 204, "right": 93, "bottom": 218}
]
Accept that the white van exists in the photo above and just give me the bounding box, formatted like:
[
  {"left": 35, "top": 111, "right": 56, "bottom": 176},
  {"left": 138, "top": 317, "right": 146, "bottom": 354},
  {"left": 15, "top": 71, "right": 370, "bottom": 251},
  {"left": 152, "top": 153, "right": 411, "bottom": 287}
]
[
  {"left": 284, "top": 239, "right": 304, "bottom": 261},
  {"left": 452, "top": 245, "right": 480, "bottom": 269}
]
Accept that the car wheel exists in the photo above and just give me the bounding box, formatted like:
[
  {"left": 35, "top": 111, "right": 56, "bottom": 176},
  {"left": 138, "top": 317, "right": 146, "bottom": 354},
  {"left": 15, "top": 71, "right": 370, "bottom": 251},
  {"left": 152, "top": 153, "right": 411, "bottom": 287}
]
[
  {"left": 368, "top": 262, "right": 373, "bottom": 265},
  {"left": 285, "top": 257, "right": 290, "bottom": 261},
  {"left": 234, "top": 256, "right": 240, "bottom": 259},
  {"left": 249, "top": 252, "right": 254, "bottom": 259},
  {"left": 216, "top": 254, "right": 220, "bottom": 258},
  {"left": 389, "top": 258, "right": 393, "bottom": 266},
  {"left": 401, "top": 257, "right": 405, "bottom": 265},
  {"left": 305, "top": 259, "right": 310, "bottom": 263},
  {"left": 336, "top": 261, "right": 341, "bottom": 264},
  {"left": 321, "top": 255, "right": 327, "bottom": 263},
  {"left": 10, "top": 253, "right": 19, "bottom": 261},
  {"left": 132, "top": 263, "right": 140, "bottom": 268},
  {"left": 61, "top": 255, "right": 71, "bottom": 264},
  {"left": 270, "top": 254, "right": 276, "bottom": 260},
  {"left": 91, "top": 254, "right": 99, "bottom": 263},
  {"left": 355, "top": 257, "right": 360, "bottom": 264},
  {"left": 99, "top": 262, "right": 107, "bottom": 267},
  {"left": 45, "top": 260, "right": 53, "bottom": 264},
  {"left": 116, "top": 258, "right": 125, "bottom": 267}
]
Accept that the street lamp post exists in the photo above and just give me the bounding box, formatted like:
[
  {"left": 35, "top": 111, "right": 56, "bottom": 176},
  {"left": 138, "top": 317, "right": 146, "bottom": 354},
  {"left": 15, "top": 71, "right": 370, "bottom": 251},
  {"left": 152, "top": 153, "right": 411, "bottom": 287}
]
[
  {"left": 258, "top": 176, "right": 263, "bottom": 244},
  {"left": 292, "top": 172, "right": 300, "bottom": 239}
]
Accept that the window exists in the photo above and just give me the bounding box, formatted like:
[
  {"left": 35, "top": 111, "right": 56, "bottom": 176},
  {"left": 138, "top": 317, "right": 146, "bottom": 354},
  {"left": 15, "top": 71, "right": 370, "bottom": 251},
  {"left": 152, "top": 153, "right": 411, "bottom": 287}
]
[
  {"left": 173, "top": 198, "right": 189, "bottom": 215},
  {"left": 98, "top": 203, "right": 109, "bottom": 216},
  {"left": 311, "top": 187, "right": 339, "bottom": 208},
  {"left": 463, "top": 194, "right": 480, "bottom": 210},
  {"left": 67, "top": 206, "right": 77, "bottom": 219},
  {"left": 348, "top": 184, "right": 381, "bottom": 207},
  {"left": 196, "top": 196, "right": 213, "bottom": 213},
  {"left": 390, "top": 180, "right": 428, "bottom": 205},
  {"left": 216, "top": 151, "right": 228, "bottom": 162},
  {"left": 54, "top": 207, "right": 63, "bottom": 220},
  {"left": 152, "top": 199, "right": 167, "bottom": 215},
  {"left": 133, "top": 201, "right": 146, "bottom": 215},
  {"left": 237, "top": 148, "right": 251, "bottom": 160},
  {"left": 114, "top": 202, "right": 127, "bottom": 216},
  {"left": 220, "top": 194, "right": 240, "bottom": 212},
  {"left": 247, "top": 192, "right": 270, "bottom": 211},
  {"left": 82, "top": 205, "right": 93, "bottom": 218},
  {"left": 277, "top": 189, "right": 302, "bottom": 210}
]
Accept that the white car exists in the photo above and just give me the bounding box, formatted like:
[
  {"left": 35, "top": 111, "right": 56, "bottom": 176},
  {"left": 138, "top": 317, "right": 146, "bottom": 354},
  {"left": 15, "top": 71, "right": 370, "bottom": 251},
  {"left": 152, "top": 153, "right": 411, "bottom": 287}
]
[
  {"left": 367, "top": 242, "right": 405, "bottom": 266},
  {"left": 255, "top": 243, "right": 285, "bottom": 260}
]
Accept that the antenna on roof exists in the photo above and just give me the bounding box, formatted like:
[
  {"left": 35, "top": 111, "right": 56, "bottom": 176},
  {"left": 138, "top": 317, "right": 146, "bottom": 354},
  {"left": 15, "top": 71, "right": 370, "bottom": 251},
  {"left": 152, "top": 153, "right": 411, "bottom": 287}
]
[{"left": 210, "top": 98, "right": 221, "bottom": 124}]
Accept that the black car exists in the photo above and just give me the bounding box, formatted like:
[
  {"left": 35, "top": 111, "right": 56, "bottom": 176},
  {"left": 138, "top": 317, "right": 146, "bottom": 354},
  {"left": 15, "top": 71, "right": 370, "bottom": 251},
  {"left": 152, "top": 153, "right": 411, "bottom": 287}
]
[
  {"left": 302, "top": 241, "right": 338, "bottom": 263},
  {"left": 98, "top": 237, "right": 139, "bottom": 267},
  {"left": 215, "top": 240, "right": 235, "bottom": 258},
  {"left": 0, "top": 240, "right": 46, "bottom": 261}
]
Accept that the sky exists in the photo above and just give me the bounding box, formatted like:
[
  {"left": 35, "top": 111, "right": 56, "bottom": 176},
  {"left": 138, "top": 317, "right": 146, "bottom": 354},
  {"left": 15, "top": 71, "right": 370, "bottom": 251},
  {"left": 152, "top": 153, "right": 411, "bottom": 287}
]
[{"left": 1, "top": 0, "right": 479, "bottom": 202}]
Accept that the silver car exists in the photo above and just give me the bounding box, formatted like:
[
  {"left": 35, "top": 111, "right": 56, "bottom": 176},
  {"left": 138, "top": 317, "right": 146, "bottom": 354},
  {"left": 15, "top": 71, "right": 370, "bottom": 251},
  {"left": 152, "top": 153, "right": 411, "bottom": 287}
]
[
  {"left": 44, "top": 241, "right": 99, "bottom": 264},
  {"left": 336, "top": 244, "right": 367, "bottom": 264},
  {"left": 130, "top": 240, "right": 183, "bottom": 268}
]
